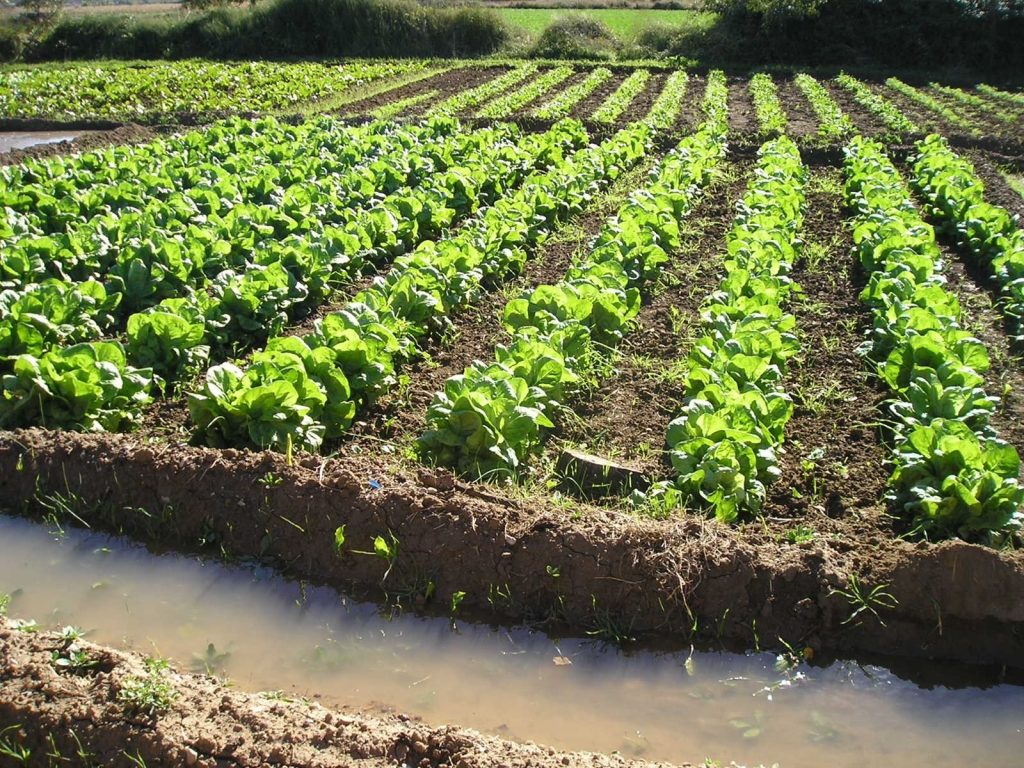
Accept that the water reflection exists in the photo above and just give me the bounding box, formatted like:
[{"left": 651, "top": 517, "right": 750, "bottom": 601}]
[{"left": 0, "top": 514, "right": 1020, "bottom": 768}]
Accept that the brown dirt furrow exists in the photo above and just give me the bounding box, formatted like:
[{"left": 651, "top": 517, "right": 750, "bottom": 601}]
[
  {"left": 1, "top": 428, "right": 1023, "bottom": 669},
  {"left": 619, "top": 71, "right": 667, "bottom": 125},
  {"left": 550, "top": 160, "right": 751, "bottom": 479},
  {"left": 824, "top": 79, "right": 887, "bottom": 138},
  {"left": 342, "top": 68, "right": 493, "bottom": 117},
  {"left": 674, "top": 75, "right": 706, "bottom": 135},
  {"left": 776, "top": 79, "right": 819, "bottom": 140},
  {"left": 0, "top": 619, "right": 683, "bottom": 768},
  {"left": 727, "top": 79, "right": 759, "bottom": 140},
  {"left": 570, "top": 71, "right": 627, "bottom": 121},
  {"left": 763, "top": 168, "right": 891, "bottom": 525}
]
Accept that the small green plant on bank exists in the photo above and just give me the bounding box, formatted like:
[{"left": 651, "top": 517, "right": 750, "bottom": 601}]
[
  {"left": 119, "top": 658, "right": 177, "bottom": 716},
  {"left": 450, "top": 590, "right": 466, "bottom": 614},
  {"left": 784, "top": 525, "right": 816, "bottom": 544},
  {"left": 0, "top": 592, "right": 9, "bottom": 617},
  {"left": 50, "top": 626, "right": 97, "bottom": 674},
  {"left": 832, "top": 574, "right": 898, "bottom": 627},
  {"left": 0, "top": 725, "right": 32, "bottom": 764}
]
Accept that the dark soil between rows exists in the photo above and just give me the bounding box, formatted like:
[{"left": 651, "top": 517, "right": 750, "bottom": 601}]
[
  {"left": 0, "top": 620, "right": 683, "bottom": 768},
  {"left": 727, "top": 79, "right": 758, "bottom": 140},
  {"left": 550, "top": 160, "right": 751, "bottom": 479},
  {"left": 775, "top": 79, "right": 820, "bottom": 140},
  {"left": 569, "top": 70, "right": 627, "bottom": 121},
  {"left": 763, "top": 169, "right": 891, "bottom": 524},
  {"left": 0, "top": 124, "right": 159, "bottom": 166},
  {"left": 341, "top": 68, "right": 500, "bottom": 117},
  {"left": 618, "top": 71, "right": 668, "bottom": 124},
  {"left": 672, "top": 75, "right": 706, "bottom": 135}
]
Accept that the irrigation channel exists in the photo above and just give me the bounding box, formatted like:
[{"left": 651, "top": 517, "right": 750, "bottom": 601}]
[
  {"left": 0, "top": 131, "right": 83, "bottom": 152},
  {"left": 1, "top": 514, "right": 1022, "bottom": 768}
]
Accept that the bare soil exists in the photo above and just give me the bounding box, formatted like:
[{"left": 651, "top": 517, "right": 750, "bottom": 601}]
[
  {"left": 550, "top": 159, "right": 751, "bottom": 478},
  {"left": 0, "top": 620, "right": 685, "bottom": 768},
  {"left": 727, "top": 79, "right": 758, "bottom": 140},
  {"left": 775, "top": 79, "right": 820, "bottom": 140},
  {"left": 569, "top": 71, "right": 627, "bottom": 121}
]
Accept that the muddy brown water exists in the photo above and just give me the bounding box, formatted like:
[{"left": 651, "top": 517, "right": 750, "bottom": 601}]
[
  {"left": 1, "top": 514, "right": 1021, "bottom": 768},
  {"left": 0, "top": 131, "right": 83, "bottom": 153}
]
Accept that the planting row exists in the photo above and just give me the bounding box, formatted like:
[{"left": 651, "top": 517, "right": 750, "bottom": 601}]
[
  {"left": 644, "top": 137, "right": 808, "bottom": 522},
  {"left": 843, "top": 138, "right": 1022, "bottom": 542}
]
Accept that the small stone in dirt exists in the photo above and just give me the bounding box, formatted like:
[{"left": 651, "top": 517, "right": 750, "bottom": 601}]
[
  {"left": 183, "top": 748, "right": 199, "bottom": 766},
  {"left": 555, "top": 449, "right": 651, "bottom": 498},
  {"left": 413, "top": 740, "right": 429, "bottom": 755}
]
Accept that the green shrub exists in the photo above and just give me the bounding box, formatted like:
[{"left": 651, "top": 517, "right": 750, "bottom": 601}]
[
  {"left": 529, "top": 16, "right": 619, "bottom": 60},
  {"left": 27, "top": 0, "right": 508, "bottom": 61}
]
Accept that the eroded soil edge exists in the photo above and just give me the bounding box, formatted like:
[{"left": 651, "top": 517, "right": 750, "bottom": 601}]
[{"left": 0, "top": 430, "right": 1022, "bottom": 670}]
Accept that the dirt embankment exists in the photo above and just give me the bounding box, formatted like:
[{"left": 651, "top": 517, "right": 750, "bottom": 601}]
[
  {"left": 0, "top": 124, "right": 159, "bottom": 166},
  {"left": 0, "top": 429, "right": 1022, "bottom": 670},
  {"left": 0, "top": 620, "right": 686, "bottom": 768}
]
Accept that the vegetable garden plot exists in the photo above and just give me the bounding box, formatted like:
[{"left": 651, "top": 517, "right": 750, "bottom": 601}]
[{"left": 3, "top": 67, "right": 1024, "bottom": 685}]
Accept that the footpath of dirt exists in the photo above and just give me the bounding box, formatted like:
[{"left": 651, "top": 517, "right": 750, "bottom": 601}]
[
  {"left": 0, "top": 620, "right": 686, "bottom": 768},
  {"left": 0, "top": 429, "right": 1022, "bottom": 671}
]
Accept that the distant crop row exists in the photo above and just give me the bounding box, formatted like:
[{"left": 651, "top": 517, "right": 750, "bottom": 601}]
[{"left": 0, "top": 61, "right": 424, "bottom": 121}]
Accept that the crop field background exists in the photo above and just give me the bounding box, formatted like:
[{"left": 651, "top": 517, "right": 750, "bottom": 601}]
[{"left": 2, "top": 54, "right": 1024, "bottom": 766}]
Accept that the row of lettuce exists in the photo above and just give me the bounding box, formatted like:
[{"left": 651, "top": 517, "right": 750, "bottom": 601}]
[{"left": 844, "top": 138, "right": 1022, "bottom": 541}]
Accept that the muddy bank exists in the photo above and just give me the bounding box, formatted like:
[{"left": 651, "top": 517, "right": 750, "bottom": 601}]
[
  {"left": 0, "top": 429, "right": 1022, "bottom": 669},
  {"left": 0, "top": 124, "right": 159, "bottom": 166},
  {"left": 0, "top": 620, "right": 684, "bottom": 768}
]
